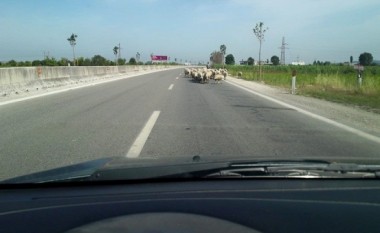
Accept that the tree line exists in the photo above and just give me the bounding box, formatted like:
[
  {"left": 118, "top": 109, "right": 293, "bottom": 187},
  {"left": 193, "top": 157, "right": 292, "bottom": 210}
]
[{"left": 0, "top": 55, "right": 180, "bottom": 67}]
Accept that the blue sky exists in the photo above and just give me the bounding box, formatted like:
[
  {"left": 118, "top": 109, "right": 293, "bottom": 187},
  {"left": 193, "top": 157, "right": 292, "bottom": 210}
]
[{"left": 0, "top": 0, "right": 379, "bottom": 64}]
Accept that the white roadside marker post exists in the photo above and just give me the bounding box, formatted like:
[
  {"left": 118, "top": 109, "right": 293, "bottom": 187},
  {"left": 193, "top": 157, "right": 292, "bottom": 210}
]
[
  {"left": 291, "top": 70, "right": 297, "bottom": 95},
  {"left": 354, "top": 64, "right": 364, "bottom": 88}
]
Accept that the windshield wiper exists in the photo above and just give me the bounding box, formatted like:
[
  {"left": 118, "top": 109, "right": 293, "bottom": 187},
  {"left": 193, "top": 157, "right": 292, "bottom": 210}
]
[{"left": 204, "top": 161, "right": 380, "bottom": 178}]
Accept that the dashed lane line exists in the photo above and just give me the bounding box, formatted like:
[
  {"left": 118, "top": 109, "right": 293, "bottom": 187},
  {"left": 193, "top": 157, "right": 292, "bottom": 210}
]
[{"left": 126, "top": 111, "right": 161, "bottom": 158}]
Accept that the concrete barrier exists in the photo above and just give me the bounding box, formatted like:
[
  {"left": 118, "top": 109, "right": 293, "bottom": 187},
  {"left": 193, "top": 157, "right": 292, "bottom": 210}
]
[{"left": 0, "top": 65, "right": 173, "bottom": 95}]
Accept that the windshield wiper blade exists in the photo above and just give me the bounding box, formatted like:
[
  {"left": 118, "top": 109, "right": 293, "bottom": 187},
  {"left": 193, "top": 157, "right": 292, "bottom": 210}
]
[{"left": 204, "top": 161, "right": 380, "bottom": 179}]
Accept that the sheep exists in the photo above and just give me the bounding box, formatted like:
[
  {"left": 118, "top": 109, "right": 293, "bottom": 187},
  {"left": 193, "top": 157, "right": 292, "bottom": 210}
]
[
  {"left": 209, "top": 69, "right": 217, "bottom": 80},
  {"left": 214, "top": 74, "right": 224, "bottom": 84},
  {"left": 184, "top": 68, "right": 190, "bottom": 77},
  {"left": 185, "top": 67, "right": 226, "bottom": 84},
  {"left": 191, "top": 69, "right": 199, "bottom": 80},
  {"left": 221, "top": 69, "right": 228, "bottom": 80},
  {"left": 196, "top": 71, "right": 203, "bottom": 82},
  {"left": 203, "top": 70, "right": 213, "bottom": 83}
]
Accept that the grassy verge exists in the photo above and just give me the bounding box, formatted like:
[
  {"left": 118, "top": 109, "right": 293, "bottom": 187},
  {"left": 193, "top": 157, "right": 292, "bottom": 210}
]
[{"left": 217, "top": 64, "right": 380, "bottom": 113}]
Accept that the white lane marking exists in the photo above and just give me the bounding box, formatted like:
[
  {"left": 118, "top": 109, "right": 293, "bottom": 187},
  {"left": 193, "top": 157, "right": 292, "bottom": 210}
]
[
  {"left": 168, "top": 84, "right": 174, "bottom": 90},
  {"left": 126, "top": 111, "right": 161, "bottom": 158},
  {"left": 226, "top": 80, "right": 380, "bottom": 144}
]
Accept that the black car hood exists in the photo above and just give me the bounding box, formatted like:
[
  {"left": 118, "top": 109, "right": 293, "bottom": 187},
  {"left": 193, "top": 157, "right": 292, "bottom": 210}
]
[
  {"left": 3, "top": 155, "right": 380, "bottom": 183},
  {"left": 1, "top": 156, "right": 228, "bottom": 183}
]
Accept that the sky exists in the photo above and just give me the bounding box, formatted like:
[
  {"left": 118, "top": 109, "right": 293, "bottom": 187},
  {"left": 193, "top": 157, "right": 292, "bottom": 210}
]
[{"left": 0, "top": 0, "right": 379, "bottom": 64}]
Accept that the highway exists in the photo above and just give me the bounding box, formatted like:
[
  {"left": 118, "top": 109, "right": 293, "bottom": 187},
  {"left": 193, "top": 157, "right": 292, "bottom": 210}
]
[{"left": 1, "top": 68, "right": 380, "bottom": 180}]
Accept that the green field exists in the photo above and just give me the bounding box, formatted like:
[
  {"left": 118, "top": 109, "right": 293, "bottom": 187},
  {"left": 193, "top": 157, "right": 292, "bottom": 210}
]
[{"left": 219, "top": 64, "right": 380, "bottom": 113}]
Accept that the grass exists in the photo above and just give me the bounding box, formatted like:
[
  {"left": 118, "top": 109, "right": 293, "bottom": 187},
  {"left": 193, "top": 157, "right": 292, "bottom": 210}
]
[{"left": 217, "top": 64, "right": 380, "bottom": 113}]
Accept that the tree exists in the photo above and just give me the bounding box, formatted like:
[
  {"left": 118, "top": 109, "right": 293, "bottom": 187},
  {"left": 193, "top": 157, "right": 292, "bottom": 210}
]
[
  {"left": 253, "top": 22, "right": 268, "bottom": 79},
  {"left": 76, "top": 57, "right": 85, "bottom": 66},
  {"left": 271, "top": 55, "right": 280, "bottom": 65},
  {"left": 43, "top": 57, "right": 57, "bottom": 66},
  {"left": 247, "top": 57, "right": 254, "bottom": 65},
  {"left": 32, "top": 60, "right": 42, "bottom": 66},
  {"left": 67, "top": 33, "right": 78, "bottom": 66},
  {"left": 58, "top": 57, "right": 70, "bottom": 66},
  {"left": 91, "top": 55, "right": 108, "bottom": 66},
  {"left": 6, "top": 60, "right": 17, "bottom": 67},
  {"left": 350, "top": 55, "right": 353, "bottom": 64},
  {"left": 225, "top": 54, "right": 235, "bottom": 65},
  {"left": 359, "top": 52, "right": 373, "bottom": 66},
  {"left": 83, "top": 58, "right": 92, "bottom": 66},
  {"left": 17, "top": 61, "right": 25, "bottom": 67},
  {"left": 117, "top": 58, "right": 126, "bottom": 65},
  {"left": 323, "top": 61, "right": 331, "bottom": 66},
  {"left": 129, "top": 57, "right": 137, "bottom": 65},
  {"left": 210, "top": 51, "right": 223, "bottom": 65}
]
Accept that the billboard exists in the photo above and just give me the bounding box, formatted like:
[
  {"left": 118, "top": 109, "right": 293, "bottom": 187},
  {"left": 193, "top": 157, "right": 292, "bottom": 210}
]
[{"left": 151, "top": 55, "right": 168, "bottom": 61}]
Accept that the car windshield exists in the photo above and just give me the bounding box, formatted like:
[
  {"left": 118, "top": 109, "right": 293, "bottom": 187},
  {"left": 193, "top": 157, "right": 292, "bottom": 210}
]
[{"left": 0, "top": 0, "right": 380, "bottom": 183}]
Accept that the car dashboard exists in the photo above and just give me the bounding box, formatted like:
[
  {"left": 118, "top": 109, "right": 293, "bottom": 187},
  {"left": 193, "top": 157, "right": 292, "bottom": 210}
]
[{"left": 1, "top": 179, "right": 380, "bottom": 233}]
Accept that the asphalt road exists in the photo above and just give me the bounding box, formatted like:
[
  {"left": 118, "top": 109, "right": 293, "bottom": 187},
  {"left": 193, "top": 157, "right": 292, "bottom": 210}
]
[{"left": 1, "top": 68, "right": 380, "bottom": 180}]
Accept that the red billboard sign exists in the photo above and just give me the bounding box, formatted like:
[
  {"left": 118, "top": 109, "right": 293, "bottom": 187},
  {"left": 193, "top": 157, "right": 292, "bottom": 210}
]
[{"left": 151, "top": 55, "right": 168, "bottom": 61}]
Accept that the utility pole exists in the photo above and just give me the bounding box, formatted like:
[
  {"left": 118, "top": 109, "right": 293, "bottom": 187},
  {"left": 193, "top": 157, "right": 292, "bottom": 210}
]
[
  {"left": 118, "top": 43, "right": 121, "bottom": 60},
  {"left": 43, "top": 51, "right": 49, "bottom": 59},
  {"left": 279, "top": 37, "right": 288, "bottom": 65},
  {"left": 136, "top": 52, "right": 140, "bottom": 63}
]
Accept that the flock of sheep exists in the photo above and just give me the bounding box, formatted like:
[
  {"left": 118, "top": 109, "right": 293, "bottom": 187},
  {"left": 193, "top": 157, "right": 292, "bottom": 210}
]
[{"left": 184, "top": 67, "right": 228, "bottom": 84}]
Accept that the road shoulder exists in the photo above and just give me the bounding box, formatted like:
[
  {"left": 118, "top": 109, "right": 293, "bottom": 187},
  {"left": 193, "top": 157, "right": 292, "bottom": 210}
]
[{"left": 226, "top": 76, "right": 380, "bottom": 138}]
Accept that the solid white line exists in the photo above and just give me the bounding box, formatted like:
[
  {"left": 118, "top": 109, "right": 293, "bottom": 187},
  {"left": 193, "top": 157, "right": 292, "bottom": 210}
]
[
  {"left": 126, "top": 111, "right": 161, "bottom": 158},
  {"left": 168, "top": 84, "right": 174, "bottom": 90},
  {"left": 226, "top": 80, "right": 380, "bottom": 144}
]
